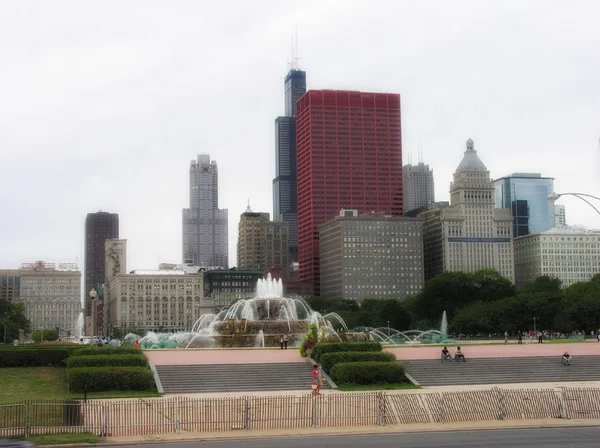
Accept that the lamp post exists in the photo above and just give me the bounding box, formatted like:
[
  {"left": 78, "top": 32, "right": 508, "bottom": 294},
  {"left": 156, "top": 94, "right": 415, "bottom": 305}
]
[
  {"left": 387, "top": 320, "right": 390, "bottom": 337},
  {"left": 548, "top": 192, "right": 600, "bottom": 218},
  {"left": 534, "top": 317, "right": 536, "bottom": 334}
]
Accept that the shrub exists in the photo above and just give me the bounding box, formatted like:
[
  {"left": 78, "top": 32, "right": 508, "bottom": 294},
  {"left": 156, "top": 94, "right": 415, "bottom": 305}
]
[
  {"left": 66, "top": 354, "right": 148, "bottom": 368},
  {"left": 68, "top": 367, "right": 155, "bottom": 392},
  {"left": 70, "top": 346, "right": 141, "bottom": 356},
  {"left": 320, "top": 351, "right": 396, "bottom": 374},
  {"left": 0, "top": 349, "right": 70, "bottom": 367},
  {"left": 329, "top": 362, "right": 405, "bottom": 385},
  {"left": 299, "top": 324, "right": 319, "bottom": 357},
  {"left": 311, "top": 342, "right": 382, "bottom": 363},
  {"left": 31, "top": 329, "right": 59, "bottom": 342}
]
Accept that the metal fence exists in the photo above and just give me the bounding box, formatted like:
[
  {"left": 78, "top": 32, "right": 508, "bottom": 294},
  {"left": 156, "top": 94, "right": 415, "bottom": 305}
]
[{"left": 1, "top": 387, "right": 599, "bottom": 438}]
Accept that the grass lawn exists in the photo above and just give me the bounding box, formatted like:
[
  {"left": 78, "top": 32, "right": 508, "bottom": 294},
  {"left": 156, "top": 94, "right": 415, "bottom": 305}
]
[
  {"left": 1, "top": 367, "right": 160, "bottom": 404},
  {"left": 20, "top": 432, "right": 100, "bottom": 445},
  {"left": 336, "top": 382, "right": 421, "bottom": 392}
]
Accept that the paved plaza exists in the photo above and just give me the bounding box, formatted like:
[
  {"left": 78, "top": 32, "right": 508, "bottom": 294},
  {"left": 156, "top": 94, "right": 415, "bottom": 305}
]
[{"left": 145, "top": 341, "right": 600, "bottom": 366}]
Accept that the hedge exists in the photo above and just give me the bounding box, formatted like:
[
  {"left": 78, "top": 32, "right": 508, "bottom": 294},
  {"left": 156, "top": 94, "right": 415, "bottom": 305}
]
[
  {"left": 66, "top": 354, "right": 148, "bottom": 368},
  {"left": 329, "top": 362, "right": 405, "bottom": 385},
  {"left": 311, "top": 342, "right": 383, "bottom": 363},
  {"left": 320, "top": 351, "right": 396, "bottom": 374},
  {"left": 0, "top": 349, "right": 70, "bottom": 367},
  {"left": 32, "top": 329, "right": 59, "bottom": 342},
  {"left": 70, "top": 346, "right": 141, "bottom": 356},
  {"left": 68, "top": 367, "right": 156, "bottom": 392}
]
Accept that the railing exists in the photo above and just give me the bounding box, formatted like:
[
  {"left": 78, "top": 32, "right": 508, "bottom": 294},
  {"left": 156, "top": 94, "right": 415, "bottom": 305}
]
[{"left": 2, "top": 388, "right": 600, "bottom": 438}]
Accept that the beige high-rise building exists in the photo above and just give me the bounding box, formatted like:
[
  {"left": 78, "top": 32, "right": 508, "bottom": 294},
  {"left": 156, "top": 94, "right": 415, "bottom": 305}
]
[
  {"left": 514, "top": 228, "right": 600, "bottom": 287},
  {"left": 319, "top": 210, "right": 424, "bottom": 301},
  {"left": 237, "top": 207, "right": 289, "bottom": 278},
  {"left": 421, "top": 139, "right": 515, "bottom": 282},
  {"left": 16, "top": 262, "right": 81, "bottom": 335}
]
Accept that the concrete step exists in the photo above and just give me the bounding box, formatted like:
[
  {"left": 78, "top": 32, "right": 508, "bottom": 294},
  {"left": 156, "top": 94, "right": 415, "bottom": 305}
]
[
  {"left": 155, "top": 362, "right": 315, "bottom": 394},
  {"left": 402, "top": 356, "right": 600, "bottom": 386}
]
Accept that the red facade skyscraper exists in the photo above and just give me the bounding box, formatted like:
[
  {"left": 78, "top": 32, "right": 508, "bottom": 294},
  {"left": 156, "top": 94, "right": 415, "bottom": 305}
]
[{"left": 296, "top": 90, "right": 403, "bottom": 295}]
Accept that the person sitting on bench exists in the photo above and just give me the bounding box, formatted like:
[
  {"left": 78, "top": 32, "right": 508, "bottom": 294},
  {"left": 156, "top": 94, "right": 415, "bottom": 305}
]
[
  {"left": 454, "top": 346, "right": 466, "bottom": 362},
  {"left": 441, "top": 346, "right": 452, "bottom": 362},
  {"left": 562, "top": 351, "right": 571, "bottom": 366}
]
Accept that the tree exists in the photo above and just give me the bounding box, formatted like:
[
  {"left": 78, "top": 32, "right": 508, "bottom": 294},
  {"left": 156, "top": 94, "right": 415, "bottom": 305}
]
[
  {"left": 471, "top": 269, "right": 516, "bottom": 302},
  {"left": 0, "top": 302, "right": 31, "bottom": 342}
]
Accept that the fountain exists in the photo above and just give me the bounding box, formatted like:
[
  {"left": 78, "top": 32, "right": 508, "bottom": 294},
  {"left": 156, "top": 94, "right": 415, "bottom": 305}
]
[
  {"left": 138, "top": 274, "right": 361, "bottom": 349},
  {"left": 440, "top": 310, "right": 448, "bottom": 336},
  {"left": 75, "top": 312, "right": 85, "bottom": 339},
  {"left": 137, "top": 276, "right": 453, "bottom": 349}
]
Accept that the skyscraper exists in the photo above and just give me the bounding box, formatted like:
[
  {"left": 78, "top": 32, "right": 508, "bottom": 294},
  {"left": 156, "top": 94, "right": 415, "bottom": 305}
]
[
  {"left": 421, "top": 139, "right": 514, "bottom": 282},
  {"left": 237, "top": 208, "right": 270, "bottom": 271},
  {"left": 273, "top": 69, "right": 306, "bottom": 264},
  {"left": 182, "top": 155, "right": 228, "bottom": 268},
  {"left": 237, "top": 207, "right": 289, "bottom": 278},
  {"left": 296, "top": 90, "right": 403, "bottom": 295},
  {"left": 84, "top": 212, "right": 119, "bottom": 318},
  {"left": 554, "top": 204, "right": 567, "bottom": 227},
  {"left": 493, "top": 173, "right": 555, "bottom": 237},
  {"left": 403, "top": 162, "right": 435, "bottom": 213}
]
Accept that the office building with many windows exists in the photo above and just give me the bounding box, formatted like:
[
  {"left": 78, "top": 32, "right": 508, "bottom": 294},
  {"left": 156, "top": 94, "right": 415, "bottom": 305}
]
[
  {"left": 421, "top": 139, "right": 514, "bottom": 282},
  {"left": 84, "top": 212, "right": 119, "bottom": 319},
  {"left": 296, "top": 90, "right": 403, "bottom": 295},
  {"left": 0, "top": 270, "right": 21, "bottom": 303},
  {"left": 273, "top": 69, "right": 306, "bottom": 264},
  {"left": 319, "top": 210, "right": 423, "bottom": 301},
  {"left": 514, "top": 228, "right": 600, "bottom": 287},
  {"left": 182, "top": 155, "right": 228, "bottom": 268},
  {"left": 403, "top": 162, "right": 435, "bottom": 214},
  {"left": 494, "top": 173, "right": 555, "bottom": 237},
  {"left": 17, "top": 263, "right": 81, "bottom": 335}
]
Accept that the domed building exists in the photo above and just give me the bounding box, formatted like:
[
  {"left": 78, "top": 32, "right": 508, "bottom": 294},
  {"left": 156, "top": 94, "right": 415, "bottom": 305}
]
[{"left": 421, "top": 139, "right": 515, "bottom": 282}]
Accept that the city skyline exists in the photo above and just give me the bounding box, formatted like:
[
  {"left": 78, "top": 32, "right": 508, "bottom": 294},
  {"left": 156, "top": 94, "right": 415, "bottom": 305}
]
[{"left": 0, "top": 1, "right": 599, "bottom": 274}]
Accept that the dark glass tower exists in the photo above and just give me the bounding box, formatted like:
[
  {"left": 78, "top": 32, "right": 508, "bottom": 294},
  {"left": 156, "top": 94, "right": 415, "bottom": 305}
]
[
  {"left": 84, "top": 212, "right": 119, "bottom": 317},
  {"left": 273, "top": 69, "right": 306, "bottom": 264}
]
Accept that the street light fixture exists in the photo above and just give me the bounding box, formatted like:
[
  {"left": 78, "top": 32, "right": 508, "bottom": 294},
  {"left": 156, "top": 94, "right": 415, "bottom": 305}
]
[{"left": 548, "top": 192, "right": 600, "bottom": 217}]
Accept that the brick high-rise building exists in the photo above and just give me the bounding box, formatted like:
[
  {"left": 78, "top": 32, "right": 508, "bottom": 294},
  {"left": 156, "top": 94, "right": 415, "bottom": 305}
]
[
  {"left": 84, "top": 212, "right": 119, "bottom": 319},
  {"left": 296, "top": 90, "right": 403, "bottom": 294}
]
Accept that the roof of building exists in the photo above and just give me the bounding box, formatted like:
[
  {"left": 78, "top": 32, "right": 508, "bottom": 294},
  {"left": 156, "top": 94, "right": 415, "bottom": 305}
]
[{"left": 456, "top": 138, "right": 488, "bottom": 172}]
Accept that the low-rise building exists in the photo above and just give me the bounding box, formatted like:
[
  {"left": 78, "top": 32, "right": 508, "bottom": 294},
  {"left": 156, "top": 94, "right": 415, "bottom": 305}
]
[
  {"left": 514, "top": 228, "right": 600, "bottom": 287},
  {"left": 319, "top": 210, "right": 424, "bottom": 301},
  {"left": 106, "top": 269, "right": 206, "bottom": 333}
]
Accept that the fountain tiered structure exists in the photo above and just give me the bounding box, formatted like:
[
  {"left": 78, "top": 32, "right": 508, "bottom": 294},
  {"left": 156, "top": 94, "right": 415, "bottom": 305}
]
[{"left": 134, "top": 275, "right": 451, "bottom": 349}]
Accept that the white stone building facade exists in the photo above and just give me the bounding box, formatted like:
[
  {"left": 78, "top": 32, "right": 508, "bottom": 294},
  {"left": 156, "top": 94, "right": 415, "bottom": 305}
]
[
  {"left": 106, "top": 271, "right": 207, "bottom": 333},
  {"left": 17, "top": 266, "right": 81, "bottom": 335},
  {"left": 422, "top": 139, "right": 515, "bottom": 282},
  {"left": 514, "top": 229, "right": 600, "bottom": 287}
]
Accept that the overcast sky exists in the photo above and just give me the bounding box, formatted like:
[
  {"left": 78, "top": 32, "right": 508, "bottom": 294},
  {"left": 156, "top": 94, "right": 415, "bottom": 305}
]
[{"left": 1, "top": 0, "right": 599, "bottom": 274}]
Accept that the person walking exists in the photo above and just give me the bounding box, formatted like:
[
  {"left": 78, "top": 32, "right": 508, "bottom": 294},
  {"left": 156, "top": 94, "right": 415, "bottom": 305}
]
[
  {"left": 279, "top": 336, "right": 284, "bottom": 350},
  {"left": 311, "top": 364, "right": 321, "bottom": 395},
  {"left": 504, "top": 331, "right": 509, "bottom": 345},
  {"left": 537, "top": 331, "right": 543, "bottom": 344},
  {"left": 517, "top": 330, "right": 523, "bottom": 345},
  {"left": 283, "top": 334, "right": 289, "bottom": 350}
]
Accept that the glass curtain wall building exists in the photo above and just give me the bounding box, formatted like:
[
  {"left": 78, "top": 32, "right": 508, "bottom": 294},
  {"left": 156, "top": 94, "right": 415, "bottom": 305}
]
[
  {"left": 273, "top": 70, "right": 306, "bottom": 264},
  {"left": 494, "top": 173, "right": 555, "bottom": 237}
]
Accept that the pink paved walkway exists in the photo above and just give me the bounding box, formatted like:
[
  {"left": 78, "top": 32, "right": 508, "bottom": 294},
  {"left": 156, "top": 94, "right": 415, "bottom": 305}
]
[
  {"left": 145, "top": 342, "right": 600, "bottom": 365},
  {"left": 386, "top": 342, "right": 600, "bottom": 360},
  {"left": 145, "top": 348, "right": 305, "bottom": 365}
]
